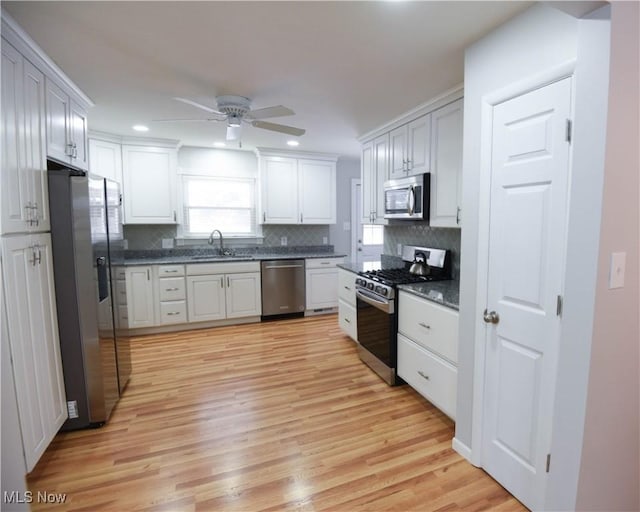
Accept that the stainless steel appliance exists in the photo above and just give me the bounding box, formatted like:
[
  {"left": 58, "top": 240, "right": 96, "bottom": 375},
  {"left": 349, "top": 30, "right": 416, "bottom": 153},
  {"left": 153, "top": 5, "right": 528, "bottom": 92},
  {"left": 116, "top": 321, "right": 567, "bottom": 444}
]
[
  {"left": 383, "top": 174, "right": 430, "bottom": 220},
  {"left": 355, "top": 246, "right": 450, "bottom": 385},
  {"left": 261, "top": 259, "right": 305, "bottom": 317},
  {"left": 47, "top": 166, "right": 131, "bottom": 429}
]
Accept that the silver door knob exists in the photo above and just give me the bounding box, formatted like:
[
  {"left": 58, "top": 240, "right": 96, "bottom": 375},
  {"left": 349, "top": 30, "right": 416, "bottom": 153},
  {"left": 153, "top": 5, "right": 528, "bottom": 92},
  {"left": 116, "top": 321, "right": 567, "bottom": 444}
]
[{"left": 483, "top": 309, "right": 500, "bottom": 324}]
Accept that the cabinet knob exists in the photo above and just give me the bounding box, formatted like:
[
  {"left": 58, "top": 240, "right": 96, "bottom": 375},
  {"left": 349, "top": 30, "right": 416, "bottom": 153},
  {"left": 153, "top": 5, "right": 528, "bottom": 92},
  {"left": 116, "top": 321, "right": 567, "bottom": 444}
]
[{"left": 483, "top": 309, "right": 500, "bottom": 324}]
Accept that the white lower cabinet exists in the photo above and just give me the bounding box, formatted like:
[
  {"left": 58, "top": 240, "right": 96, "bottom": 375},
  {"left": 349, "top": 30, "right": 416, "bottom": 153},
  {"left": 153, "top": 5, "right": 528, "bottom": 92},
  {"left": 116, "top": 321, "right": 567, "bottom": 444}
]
[
  {"left": 154, "top": 265, "right": 187, "bottom": 325},
  {"left": 397, "top": 290, "right": 459, "bottom": 419},
  {"left": 337, "top": 268, "right": 358, "bottom": 341},
  {"left": 124, "top": 266, "right": 155, "bottom": 329},
  {"left": 305, "top": 257, "right": 345, "bottom": 312},
  {"left": 1, "top": 233, "right": 67, "bottom": 471},
  {"left": 186, "top": 262, "right": 261, "bottom": 323}
]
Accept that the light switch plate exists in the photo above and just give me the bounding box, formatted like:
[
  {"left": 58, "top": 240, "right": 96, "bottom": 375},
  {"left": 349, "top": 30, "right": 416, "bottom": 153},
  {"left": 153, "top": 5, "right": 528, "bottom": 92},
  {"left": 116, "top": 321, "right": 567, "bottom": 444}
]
[
  {"left": 280, "top": 236, "right": 287, "bottom": 246},
  {"left": 323, "top": 237, "right": 328, "bottom": 244},
  {"left": 609, "top": 252, "right": 626, "bottom": 289},
  {"left": 397, "top": 244, "right": 402, "bottom": 256}
]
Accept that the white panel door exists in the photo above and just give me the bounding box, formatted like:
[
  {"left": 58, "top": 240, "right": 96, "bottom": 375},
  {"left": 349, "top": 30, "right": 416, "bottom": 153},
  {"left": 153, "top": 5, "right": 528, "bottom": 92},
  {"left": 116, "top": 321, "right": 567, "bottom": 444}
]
[
  {"left": 45, "top": 78, "right": 70, "bottom": 163},
  {"left": 69, "top": 100, "right": 89, "bottom": 171},
  {"left": 305, "top": 268, "right": 339, "bottom": 310},
  {"left": 187, "top": 275, "right": 226, "bottom": 322},
  {"left": 125, "top": 266, "right": 155, "bottom": 328},
  {"left": 225, "top": 272, "right": 261, "bottom": 319},
  {"left": 1, "top": 40, "right": 29, "bottom": 235},
  {"left": 23, "top": 59, "right": 49, "bottom": 232},
  {"left": 482, "top": 78, "right": 571, "bottom": 510},
  {"left": 407, "top": 113, "right": 431, "bottom": 176},
  {"left": 89, "top": 139, "right": 122, "bottom": 183},
  {"left": 261, "top": 157, "right": 298, "bottom": 224},
  {"left": 298, "top": 159, "right": 336, "bottom": 224},
  {"left": 389, "top": 125, "right": 407, "bottom": 179},
  {"left": 429, "top": 99, "right": 463, "bottom": 228}
]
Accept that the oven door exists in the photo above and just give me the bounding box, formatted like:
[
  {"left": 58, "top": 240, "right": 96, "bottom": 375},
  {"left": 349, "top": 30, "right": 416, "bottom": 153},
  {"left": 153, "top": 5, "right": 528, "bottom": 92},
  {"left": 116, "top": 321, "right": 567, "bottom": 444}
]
[{"left": 356, "top": 288, "right": 398, "bottom": 384}]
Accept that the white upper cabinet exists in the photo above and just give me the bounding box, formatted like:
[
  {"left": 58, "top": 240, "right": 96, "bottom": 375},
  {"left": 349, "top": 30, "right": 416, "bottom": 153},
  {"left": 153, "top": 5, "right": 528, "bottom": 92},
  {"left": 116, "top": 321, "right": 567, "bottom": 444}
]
[
  {"left": 389, "top": 114, "right": 431, "bottom": 179},
  {"left": 361, "top": 134, "right": 389, "bottom": 225},
  {"left": 260, "top": 156, "right": 299, "bottom": 224},
  {"left": 298, "top": 159, "right": 336, "bottom": 224},
  {"left": 429, "top": 99, "right": 463, "bottom": 228},
  {"left": 122, "top": 145, "right": 177, "bottom": 224},
  {"left": 89, "top": 138, "right": 123, "bottom": 184},
  {"left": 258, "top": 150, "right": 337, "bottom": 225},
  {"left": 45, "top": 78, "right": 89, "bottom": 171},
  {"left": 1, "top": 38, "right": 49, "bottom": 234}
]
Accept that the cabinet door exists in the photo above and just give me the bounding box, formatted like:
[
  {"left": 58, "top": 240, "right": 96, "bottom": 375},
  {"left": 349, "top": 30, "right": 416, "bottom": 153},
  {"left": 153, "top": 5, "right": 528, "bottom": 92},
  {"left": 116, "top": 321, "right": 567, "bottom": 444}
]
[
  {"left": 124, "top": 266, "right": 155, "bottom": 328},
  {"left": 389, "top": 125, "right": 408, "bottom": 179},
  {"left": 45, "top": 78, "right": 71, "bottom": 164},
  {"left": 122, "top": 146, "right": 177, "bottom": 224},
  {"left": 1, "top": 40, "right": 29, "bottom": 234},
  {"left": 89, "top": 139, "right": 122, "bottom": 183},
  {"left": 373, "top": 133, "right": 389, "bottom": 224},
  {"left": 299, "top": 159, "right": 336, "bottom": 224},
  {"left": 23, "top": 59, "right": 49, "bottom": 232},
  {"left": 70, "top": 100, "right": 89, "bottom": 171},
  {"left": 226, "top": 272, "right": 261, "bottom": 318},
  {"left": 186, "top": 274, "right": 226, "bottom": 322},
  {"left": 429, "top": 99, "right": 463, "bottom": 228},
  {"left": 2, "top": 234, "right": 67, "bottom": 472},
  {"left": 261, "top": 157, "right": 298, "bottom": 224},
  {"left": 407, "top": 113, "right": 431, "bottom": 176},
  {"left": 305, "top": 268, "right": 339, "bottom": 310},
  {"left": 360, "top": 140, "right": 374, "bottom": 224}
]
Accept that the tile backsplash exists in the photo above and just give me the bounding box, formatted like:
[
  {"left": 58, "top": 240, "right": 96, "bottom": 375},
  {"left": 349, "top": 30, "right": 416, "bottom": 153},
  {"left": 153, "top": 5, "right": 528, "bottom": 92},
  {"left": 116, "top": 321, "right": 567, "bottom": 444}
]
[
  {"left": 383, "top": 224, "right": 461, "bottom": 279},
  {"left": 123, "top": 224, "right": 330, "bottom": 250}
]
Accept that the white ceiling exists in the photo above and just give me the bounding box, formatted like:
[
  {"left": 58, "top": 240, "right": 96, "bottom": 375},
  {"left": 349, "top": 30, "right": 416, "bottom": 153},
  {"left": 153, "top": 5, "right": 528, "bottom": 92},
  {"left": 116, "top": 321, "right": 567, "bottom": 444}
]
[{"left": 4, "top": 1, "right": 532, "bottom": 158}]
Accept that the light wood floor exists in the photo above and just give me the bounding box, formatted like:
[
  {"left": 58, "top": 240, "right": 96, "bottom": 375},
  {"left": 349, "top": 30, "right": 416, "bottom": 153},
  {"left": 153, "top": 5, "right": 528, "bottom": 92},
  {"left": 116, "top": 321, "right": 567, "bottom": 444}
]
[{"left": 28, "top": 315, "right": 526, "bottom": 511}]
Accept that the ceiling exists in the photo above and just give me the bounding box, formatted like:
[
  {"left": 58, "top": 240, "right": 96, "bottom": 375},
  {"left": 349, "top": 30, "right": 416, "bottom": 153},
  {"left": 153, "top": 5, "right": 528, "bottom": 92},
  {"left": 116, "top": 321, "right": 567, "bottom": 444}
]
[{"left": 4, "top": 1, "right": 532, "bottom": 158}]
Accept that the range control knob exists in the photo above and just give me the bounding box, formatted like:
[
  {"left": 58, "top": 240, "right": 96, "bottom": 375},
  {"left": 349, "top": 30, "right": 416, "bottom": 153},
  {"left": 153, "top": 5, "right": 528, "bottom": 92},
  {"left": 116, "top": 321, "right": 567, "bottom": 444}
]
[
  {"left": 367, "top": 282, "right": 375, "bottom": 290},
  {"left": 379, "top": 287, "right": 388, "bottom": 296}
]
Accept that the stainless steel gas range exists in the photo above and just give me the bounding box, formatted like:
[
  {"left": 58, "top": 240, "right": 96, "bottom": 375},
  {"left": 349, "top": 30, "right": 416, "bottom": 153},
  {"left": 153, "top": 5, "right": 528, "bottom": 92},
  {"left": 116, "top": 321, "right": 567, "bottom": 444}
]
[{"left": 355, "top": 247, "right": 451, "bottom": 385}]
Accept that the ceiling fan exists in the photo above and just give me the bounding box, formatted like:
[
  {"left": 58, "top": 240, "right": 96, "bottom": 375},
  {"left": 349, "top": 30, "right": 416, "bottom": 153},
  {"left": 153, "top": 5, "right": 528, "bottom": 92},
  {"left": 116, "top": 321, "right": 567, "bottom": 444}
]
[{"left": 154, "top": 95, "right": 306, "bottom": 141}]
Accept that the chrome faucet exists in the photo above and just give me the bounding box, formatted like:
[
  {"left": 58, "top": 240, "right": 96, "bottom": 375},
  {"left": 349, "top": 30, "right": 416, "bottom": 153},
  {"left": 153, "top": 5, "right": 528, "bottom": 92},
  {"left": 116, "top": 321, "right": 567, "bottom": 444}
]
[{"left": 208, "top": 229, "right": 224, "bottom": 255}]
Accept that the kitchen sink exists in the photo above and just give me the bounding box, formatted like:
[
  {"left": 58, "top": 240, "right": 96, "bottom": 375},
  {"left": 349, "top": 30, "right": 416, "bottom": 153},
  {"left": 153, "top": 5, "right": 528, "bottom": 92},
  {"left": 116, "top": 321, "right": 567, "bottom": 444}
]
[{"left": 190, "top": 254, "right": 253, "bottom": 260}]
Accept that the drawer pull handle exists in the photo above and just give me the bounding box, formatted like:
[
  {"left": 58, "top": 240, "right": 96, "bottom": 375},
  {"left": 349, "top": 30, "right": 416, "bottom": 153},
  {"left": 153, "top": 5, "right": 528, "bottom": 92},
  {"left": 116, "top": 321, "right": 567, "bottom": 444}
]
[
  {"left": 418, "top": 371, "right": 430, "bottom": 381},
  {"left": 167, "top": 312, "right": 181, "bottom": 316},
  {"left": 165, "top": 287, "right": 179, "bottom": 291},
  {"left": 419, "top": 322, "right": 431, "bottom": 330},
  {"left": 164, "top": 270, "right": 179, "bottom": 273},
  {"left": 344, "top": 318, "right": 350, "bottom": 323},
  {"left": 344, "top": 286, "right": 351, "bottom": 290},
  {"left": 321, "top": 262, "right": 331, "bottom": 265}
]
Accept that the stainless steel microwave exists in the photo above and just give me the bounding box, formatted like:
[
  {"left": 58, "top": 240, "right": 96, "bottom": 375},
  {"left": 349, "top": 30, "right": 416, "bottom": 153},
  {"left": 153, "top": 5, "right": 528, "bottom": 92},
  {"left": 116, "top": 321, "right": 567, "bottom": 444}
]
[{"left": 383, "top": 174, "right": 430, "bottom": 220}]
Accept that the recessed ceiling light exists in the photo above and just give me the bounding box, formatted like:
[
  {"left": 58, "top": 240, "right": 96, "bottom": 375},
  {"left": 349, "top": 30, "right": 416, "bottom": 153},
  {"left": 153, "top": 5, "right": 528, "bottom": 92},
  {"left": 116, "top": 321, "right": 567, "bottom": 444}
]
[
  {"left": 213, "top": 142, "right": 226, "bottom": 148},
  {"left": 132, "top": 125, "right": 149, "bottom": 132},
  {"left": 287, "top": 140, "right": 300, "bottom": 147}
]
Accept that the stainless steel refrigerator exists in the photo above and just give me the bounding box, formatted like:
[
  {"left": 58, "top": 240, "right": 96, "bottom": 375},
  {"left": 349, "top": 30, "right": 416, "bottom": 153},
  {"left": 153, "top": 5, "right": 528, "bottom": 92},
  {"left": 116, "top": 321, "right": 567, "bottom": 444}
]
[{"left": 48, "top": 167, "right": 131, "bottom": 430}]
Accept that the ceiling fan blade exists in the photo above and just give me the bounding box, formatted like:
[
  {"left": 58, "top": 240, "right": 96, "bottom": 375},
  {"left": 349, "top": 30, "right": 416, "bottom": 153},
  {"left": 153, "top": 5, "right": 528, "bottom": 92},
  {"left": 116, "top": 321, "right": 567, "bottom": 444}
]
[
  {"left": 226, "top": 125, "right": 242, "bottom": 141},
  {"left": 174, "top": 97, "right": 224, "bottom": 115},
  {"left": 151, "top": 117, "right": 220, "bottom": 122},
  {"left": 246, "top": 105, "right": 294, "bottom": 120},
  {"left": 251, "top": 120, "right": 305, "bottom": 136}
]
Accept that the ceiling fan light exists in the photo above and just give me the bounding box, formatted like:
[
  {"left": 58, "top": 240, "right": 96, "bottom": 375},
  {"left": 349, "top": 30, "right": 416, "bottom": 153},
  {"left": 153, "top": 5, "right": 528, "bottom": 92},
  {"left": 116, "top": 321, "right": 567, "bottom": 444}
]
[
  {"left": 226, "top": 125, "right": 241, "bottom": 140},
  {"left": 228, "top": 115, "right": 242, "bottom": 127}
]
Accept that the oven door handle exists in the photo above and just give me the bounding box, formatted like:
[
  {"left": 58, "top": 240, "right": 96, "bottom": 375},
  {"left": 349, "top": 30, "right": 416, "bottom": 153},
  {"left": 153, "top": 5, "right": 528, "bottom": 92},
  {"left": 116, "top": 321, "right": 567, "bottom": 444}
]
[{"left": 356, "top": 289, "right": 393, "bottom": 314}]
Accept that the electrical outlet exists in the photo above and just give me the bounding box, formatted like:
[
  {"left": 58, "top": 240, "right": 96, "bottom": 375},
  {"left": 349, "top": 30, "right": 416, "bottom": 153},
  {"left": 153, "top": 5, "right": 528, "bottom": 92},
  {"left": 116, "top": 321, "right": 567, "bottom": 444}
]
[
  {"left": 162, "top": 238, "right": 174, "bottom": 249},
  {"left": 343, "top": 221, "right": 350, "bottom": 231},
  {"left": 280, "top": 236, "right": 287, "bottom": 246},
  {"left": 323, "top": 237, "right": 328, "bottom": 245},
  {"left": 123, "top": 239, "right": 128, "bottom": 250},
  {"left": 609, "top": 252, "right": 626, "bottom": 289},
  {"left": 397, "top": 244, "right": 402, "bottom": 256}
]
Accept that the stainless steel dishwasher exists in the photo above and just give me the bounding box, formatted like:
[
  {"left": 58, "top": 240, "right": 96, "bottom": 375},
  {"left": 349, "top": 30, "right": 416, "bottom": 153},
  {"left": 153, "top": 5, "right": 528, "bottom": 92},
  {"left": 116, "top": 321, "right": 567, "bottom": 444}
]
[{"left": 261, "top": 259, "right": 306, "bottom": 317}]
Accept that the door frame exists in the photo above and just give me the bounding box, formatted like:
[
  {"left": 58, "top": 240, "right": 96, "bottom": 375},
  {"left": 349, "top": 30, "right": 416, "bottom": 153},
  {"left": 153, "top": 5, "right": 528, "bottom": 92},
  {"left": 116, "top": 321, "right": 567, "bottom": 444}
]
[{"left": 469, "top": 62, "right": 577, "bottom": 468}]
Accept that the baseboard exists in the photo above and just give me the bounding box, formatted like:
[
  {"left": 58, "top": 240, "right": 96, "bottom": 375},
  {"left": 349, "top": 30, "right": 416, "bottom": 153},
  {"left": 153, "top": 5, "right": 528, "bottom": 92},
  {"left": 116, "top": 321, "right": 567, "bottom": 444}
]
[{"left": 452, "top": 437, "right": 475, "bottom": 464}]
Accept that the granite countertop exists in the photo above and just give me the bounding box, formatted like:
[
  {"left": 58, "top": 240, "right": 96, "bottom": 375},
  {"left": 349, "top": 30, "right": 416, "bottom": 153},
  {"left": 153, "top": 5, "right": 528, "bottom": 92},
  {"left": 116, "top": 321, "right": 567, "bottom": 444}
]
[
  {"left": 123, "top": 247, "right": 347, "bottom": 266},
  {"left": 398, "top": 280, "right": 460, "bottom": 310}
]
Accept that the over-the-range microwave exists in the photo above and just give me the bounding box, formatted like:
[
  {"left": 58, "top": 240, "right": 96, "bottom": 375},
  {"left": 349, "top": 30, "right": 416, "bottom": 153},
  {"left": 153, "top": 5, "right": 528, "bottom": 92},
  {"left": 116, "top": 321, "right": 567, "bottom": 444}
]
[{"left": 383, "top": 173, "right": 430, "bottom": 220}]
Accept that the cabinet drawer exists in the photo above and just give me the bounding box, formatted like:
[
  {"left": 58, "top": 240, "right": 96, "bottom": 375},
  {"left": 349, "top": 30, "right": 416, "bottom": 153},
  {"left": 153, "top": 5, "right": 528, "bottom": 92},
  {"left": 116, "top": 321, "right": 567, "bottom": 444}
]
[
  {"left": 305, "top": 257, "right": 345, "bottom": 269},
  {"left": 338, "top": 269, "right": 357, "bottom": 305},
  {"left": 158, "top": 277, "right": 186, "bottom": 301},
  {"left": 159, "top": 300, "right": 187, "bottom": 325},
  {"left": 338, "top": 299, "right": 357, "bottom": 341},
  {"left": 117, "top": 304, "right": 129, "bottom": 328},
  {"left": 115, "top": 279, "right": 127, "bottom": 306},
  {"left": 114, "top": 267, "right": 127, "bottom": 280},
  {"left": 397, "top": 334, "right": 457, "bottom": 420},
  {"left": 398, "top": 291, "right": 458, "bottom": 364},
  {"left": 157, "top": 265, "right": 184, "bottom": 277}
]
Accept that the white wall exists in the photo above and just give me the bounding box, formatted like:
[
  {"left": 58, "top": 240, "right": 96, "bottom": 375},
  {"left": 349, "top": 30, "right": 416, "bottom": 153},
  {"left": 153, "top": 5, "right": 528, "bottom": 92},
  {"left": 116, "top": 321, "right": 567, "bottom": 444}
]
[
  {"left": 575, "top": 3, "right": 640, "bottom": 510},
  {"left": 457, "top": 3, "right": 618, "bottom": 509},
  {"left": 178, "top": 146, "right": 257, "bottom": 178},
  {"left": 329, "top": 157, "right": 360, "bottom": 259}
]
